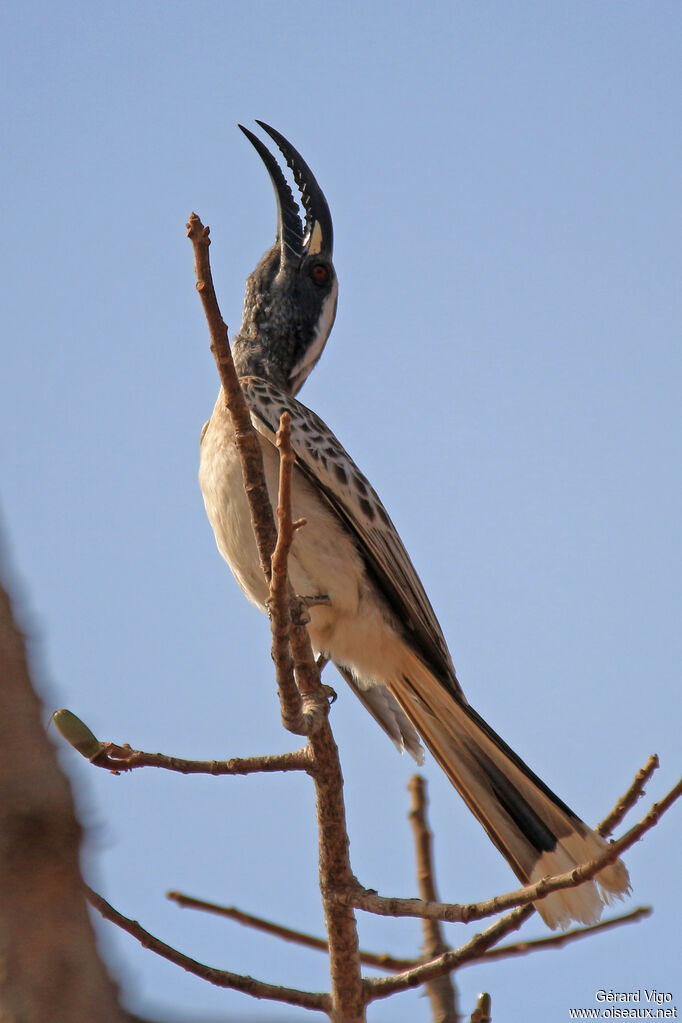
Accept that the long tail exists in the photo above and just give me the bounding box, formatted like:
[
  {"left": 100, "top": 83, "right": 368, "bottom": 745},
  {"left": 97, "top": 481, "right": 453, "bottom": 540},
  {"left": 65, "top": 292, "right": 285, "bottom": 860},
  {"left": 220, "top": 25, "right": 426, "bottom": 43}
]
[{"left": 391, "top": 655, "right": 630, "bottom": 929}]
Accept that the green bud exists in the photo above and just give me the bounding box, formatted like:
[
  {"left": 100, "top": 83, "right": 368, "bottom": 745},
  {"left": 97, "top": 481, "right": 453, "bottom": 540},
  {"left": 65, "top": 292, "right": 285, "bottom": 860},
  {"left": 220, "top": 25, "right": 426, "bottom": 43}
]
[{"left": 52, "top": 709, "right": 102, "bottom": 758}]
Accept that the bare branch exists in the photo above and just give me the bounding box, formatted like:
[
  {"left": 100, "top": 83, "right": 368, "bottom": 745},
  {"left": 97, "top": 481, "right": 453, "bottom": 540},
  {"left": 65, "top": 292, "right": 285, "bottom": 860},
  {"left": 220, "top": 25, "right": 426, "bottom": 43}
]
[
  {"left": 188, "top": 218, "right": 327, "bottom": 737},
  {"left": 187, "top": 212, "right": 277, "bottom": 585},
  {"left": 56, "top": 714, "right": 312, "bottom": 777},
  {"left": 86, "top": 887, "right": 329, "bottom": 1013},
  {"left": 408, "top": 775, "right": 458, "bottom": 1022},
  {"left": 87, "top": 742, "right": 311, "bottom": 775},
  {"left": 345, "top": 771, "right": 682, "bottom": 925},
  {"left": 465, "top": 906, "right": 652, "bottom": 967},
  {"left": 306, "top": 718, "right": 365, "bottom": 1018},
  {"left": 165, "top": 892, "right": 654, "bottom": 985},
  {"left": 268, "top": 410, "right": 306, "bottom": 733},
  {"left": 363, "top": 906, "right": 535, "bottom": 1004},
  {"left": 363, "top": 900, "right": 654, "bottom": 1004},
  {"left": 167, "top": 891, "right": 412, "bottom": 973},
  {"left": 598, "top": 754, "right": 659, "bottom": 838}
]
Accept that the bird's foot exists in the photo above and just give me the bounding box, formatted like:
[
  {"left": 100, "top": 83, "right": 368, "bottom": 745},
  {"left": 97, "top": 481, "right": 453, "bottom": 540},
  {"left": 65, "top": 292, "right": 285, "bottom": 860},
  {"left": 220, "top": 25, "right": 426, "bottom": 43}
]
[{"left": 292, "top": 594, "right": 331, "bottom": 626}]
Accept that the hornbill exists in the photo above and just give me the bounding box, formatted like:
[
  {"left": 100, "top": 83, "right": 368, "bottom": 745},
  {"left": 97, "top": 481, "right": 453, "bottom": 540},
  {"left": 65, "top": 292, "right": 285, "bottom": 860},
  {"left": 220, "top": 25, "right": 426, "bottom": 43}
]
[{"left": 198, "top": 121, "right": 630, "bottom": 928}]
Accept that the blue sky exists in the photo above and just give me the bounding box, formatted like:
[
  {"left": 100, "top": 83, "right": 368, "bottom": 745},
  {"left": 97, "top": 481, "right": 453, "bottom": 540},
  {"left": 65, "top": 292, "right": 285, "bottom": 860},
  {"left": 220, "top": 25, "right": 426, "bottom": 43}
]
[{"left": 2, "top": 2, "right": 681, "bottom": 1020}]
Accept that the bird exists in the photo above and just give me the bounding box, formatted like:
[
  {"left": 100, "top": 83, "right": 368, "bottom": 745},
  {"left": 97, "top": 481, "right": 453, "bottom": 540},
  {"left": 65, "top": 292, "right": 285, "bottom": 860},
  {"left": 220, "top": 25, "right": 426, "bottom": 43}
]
[{"left": 198, "top": 121, "right": 630, "bottom": 929}]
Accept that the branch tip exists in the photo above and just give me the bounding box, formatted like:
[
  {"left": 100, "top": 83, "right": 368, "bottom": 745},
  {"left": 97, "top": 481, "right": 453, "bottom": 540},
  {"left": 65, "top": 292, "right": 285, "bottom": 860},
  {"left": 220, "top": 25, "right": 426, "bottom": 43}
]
[{"left": 86, "top": 887, "right": 329, "bottom": 1011}]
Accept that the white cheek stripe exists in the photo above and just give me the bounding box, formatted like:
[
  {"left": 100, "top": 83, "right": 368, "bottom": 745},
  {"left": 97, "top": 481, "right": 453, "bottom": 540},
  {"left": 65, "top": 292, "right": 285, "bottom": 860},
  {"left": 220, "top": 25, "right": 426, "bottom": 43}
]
[{"left": 290, "top": 279, "right": 338, "bottom": 389}]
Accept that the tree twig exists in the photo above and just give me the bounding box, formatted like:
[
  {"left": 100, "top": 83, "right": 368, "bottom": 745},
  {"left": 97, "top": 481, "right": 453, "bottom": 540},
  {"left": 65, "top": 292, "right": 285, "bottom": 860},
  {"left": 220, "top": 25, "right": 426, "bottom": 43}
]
[
  {"left": 362, "top": 906, "right": 535, "bottom": 1004},
  {"left": 186, "top": 213, "right": 277, "bottom": 583},
  {"left": 362, "top": 899, "right": 654, "bottom": 1003},
  {"left": 344, "top": 771, "right": 682, "bottom": 926},
  {"left": 408, "top": 775, "right": 458, "bottom": 1022},
  {"left": 88, "top": 743, "right": 311, "bottom": 775},
  {"left": 269, "top": 412, "right": 328, "bottom": 735},
  {"left": 464, "top": 905, "right": 652, "bottom": 967},
  {"left": 165, "top": 892, "right": 650, "bottom": 979},
  {"left": 167, "top": 891, "right": 412, "bottom": 973},
  {"left": 86, "top": 887, "right": 329, "bottom": 1013},
  {"left": 189, "top": 215, "right": 325, "bottom": 738},
  {"left": 598, "top": 755, "right": 659, "bottom": 838}
]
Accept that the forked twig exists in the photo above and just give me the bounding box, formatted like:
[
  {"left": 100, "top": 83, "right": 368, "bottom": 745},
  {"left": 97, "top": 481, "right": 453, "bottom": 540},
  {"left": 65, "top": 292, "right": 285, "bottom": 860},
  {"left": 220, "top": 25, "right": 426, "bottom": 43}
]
[
  {"left": 362, "top": 906, "right": 536, "bottom": 1004},
  {"left": 164, "top": 896, "right": 651, "bottom": 978},
  {"left": 188, "top": 216, "right": 365, "bottom": 1020}
]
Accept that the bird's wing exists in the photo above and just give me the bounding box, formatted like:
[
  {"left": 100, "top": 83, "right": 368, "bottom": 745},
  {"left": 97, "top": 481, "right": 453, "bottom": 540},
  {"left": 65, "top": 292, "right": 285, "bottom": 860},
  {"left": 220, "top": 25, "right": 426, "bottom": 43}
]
[{"left": 241, "top": 376, "right": 463, "bottom": 700}]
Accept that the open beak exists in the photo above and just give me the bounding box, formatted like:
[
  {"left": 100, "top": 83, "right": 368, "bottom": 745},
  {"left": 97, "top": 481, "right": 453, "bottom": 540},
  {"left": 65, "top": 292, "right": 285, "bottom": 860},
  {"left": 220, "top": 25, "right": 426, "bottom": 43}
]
[{"left": 238, "top": 121, "right": 333, "bottom": 270}]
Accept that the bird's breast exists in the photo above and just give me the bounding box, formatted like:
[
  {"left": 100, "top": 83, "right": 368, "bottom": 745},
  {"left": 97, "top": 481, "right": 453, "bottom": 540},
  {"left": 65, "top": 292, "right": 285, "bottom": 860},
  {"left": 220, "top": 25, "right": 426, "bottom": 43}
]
[
  {"left": 199, "top": 408, "right": 271, "bottom": 608},
  {"left": 198, "top": 396, "right": 370, "bottom": 650}
]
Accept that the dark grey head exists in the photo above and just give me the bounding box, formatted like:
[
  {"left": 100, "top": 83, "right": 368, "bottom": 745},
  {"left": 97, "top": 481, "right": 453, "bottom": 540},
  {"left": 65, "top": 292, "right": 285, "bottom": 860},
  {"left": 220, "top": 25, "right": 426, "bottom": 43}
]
[{"left": 232, "top": 121, "right": 337, "bottom": 396}]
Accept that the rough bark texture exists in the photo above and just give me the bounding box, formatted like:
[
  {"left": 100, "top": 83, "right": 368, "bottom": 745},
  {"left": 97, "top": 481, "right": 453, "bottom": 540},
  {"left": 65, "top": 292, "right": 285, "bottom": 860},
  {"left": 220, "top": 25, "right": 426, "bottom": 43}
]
[{"left": 0, "top": 568, "right": 124, "bottom": 1023}]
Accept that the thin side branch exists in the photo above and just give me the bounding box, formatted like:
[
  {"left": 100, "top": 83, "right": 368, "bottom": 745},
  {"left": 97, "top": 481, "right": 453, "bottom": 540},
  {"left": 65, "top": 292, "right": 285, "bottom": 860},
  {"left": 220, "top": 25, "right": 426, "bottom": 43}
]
[
  {"left": 269, "top": 412, "right": 327, "bottom": 735},
  {"left": 344, "top": 770, "right": 682, "bottom": 926},
  {"left": 166, "top": 890, "right": 650, "bottom": 978},
  {"left": 167, "top": 891, "right": 412, "bottom": 973},
  {"left": 89, "top": 743, "right": 311, "bottom": 776},
  {"left": 465, "top": 905, "right": 652, "bottom": 967},
  {"left": 408, "top": 775, "right": 458, "bottom": 1022},
  {"left": 86, "top": 887, "right": 329, "bottom": 1013},
  {"left": 362, "top": 902, "right": 653, "bottom": 1003},
  {"left": 363, "top": 906, "right": 535, "bottom": 1004},
  {"left": 598, "top": 754, "right": 659, "bottom": 838}
]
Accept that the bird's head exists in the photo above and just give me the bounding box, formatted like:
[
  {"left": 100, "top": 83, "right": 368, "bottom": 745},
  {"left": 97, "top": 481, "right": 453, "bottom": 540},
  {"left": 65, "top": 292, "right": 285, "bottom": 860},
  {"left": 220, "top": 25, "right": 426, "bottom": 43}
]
[{"left": 233, "top": 121, "right": 337, "bottom": 396}]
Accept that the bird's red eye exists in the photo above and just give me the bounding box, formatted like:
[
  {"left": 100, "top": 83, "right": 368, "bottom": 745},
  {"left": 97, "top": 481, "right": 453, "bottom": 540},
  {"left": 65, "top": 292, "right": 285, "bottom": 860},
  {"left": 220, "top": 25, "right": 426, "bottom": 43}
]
[{"left": 310, "top": 262, "right": 330, "bottom": 286}]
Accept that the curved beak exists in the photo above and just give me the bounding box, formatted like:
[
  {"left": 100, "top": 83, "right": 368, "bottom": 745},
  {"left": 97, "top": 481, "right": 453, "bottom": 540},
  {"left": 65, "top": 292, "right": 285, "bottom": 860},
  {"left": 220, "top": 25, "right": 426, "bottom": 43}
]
[{"left": 238, "top": 121, "right": 333, "bottom": 269}]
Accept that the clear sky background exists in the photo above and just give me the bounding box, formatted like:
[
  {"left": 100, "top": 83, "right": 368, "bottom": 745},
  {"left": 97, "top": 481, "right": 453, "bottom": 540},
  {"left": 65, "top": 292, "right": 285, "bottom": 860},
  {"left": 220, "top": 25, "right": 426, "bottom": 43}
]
[{"left": 2, "top": 3, "right": 681, "bottom": 1021}]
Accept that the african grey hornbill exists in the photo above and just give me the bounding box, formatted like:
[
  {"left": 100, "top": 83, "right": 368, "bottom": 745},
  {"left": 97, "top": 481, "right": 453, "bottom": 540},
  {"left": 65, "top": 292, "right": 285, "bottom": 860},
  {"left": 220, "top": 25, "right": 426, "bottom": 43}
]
[{"left": 198, "top": 120, "right": 630, "bottom": 928}]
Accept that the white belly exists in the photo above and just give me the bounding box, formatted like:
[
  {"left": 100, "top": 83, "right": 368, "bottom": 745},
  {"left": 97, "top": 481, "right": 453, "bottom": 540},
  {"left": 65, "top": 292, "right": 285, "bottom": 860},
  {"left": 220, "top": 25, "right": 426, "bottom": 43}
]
[{"left": 198, "top": 397, "right": 408, "bottom": 689}]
